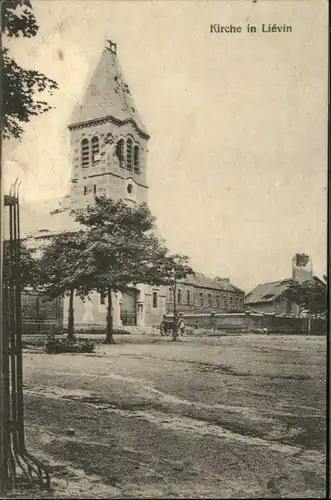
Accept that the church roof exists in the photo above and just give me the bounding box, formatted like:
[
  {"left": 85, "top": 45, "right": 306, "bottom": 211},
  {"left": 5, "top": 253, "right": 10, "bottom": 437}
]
[
  {"left": 15, "top": 197, "right": 81, "bottom": 240},
  {"left": 69, "top": 41, "right": 148, "bottom": 137},
  {"left": 16, "top": 196, "right": 164, "bottom": 245}
]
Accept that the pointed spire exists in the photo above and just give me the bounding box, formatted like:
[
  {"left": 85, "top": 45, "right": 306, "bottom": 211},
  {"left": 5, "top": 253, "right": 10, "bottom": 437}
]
[{"left": 69, "top": 40, "right": 148, "bottom": 137}]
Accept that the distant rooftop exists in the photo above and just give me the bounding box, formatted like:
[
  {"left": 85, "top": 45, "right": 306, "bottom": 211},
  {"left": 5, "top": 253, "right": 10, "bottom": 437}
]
[
  {"left": 181, "top": 272, "right": 245, "bottom": 294},
  {"left": 245, "top": 279, "right": 292, "bottom": 304}
]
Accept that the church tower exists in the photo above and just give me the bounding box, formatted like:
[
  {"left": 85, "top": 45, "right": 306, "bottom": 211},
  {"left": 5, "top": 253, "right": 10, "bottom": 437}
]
[{"left": 68, "top": 40, "right": 149, "bottom": 210}]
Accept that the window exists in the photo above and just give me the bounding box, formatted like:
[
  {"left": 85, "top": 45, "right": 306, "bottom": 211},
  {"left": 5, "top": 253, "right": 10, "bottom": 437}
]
[
  {"left": 81, "top": 139, "right": 90, "bottom": 167},
  {"left": 224, "top": 296, "right": 228, "bottom": 308},
  {"left": 127, "top": 184, "right": 133, "bottom": 194},
  {"left": 126, "top": 138, "right": 133, "bottom": 170},
  {"left": 134, "top": 145, "right": 140, "bottom": 173},
  {"left": 153, "top": 292, "right": 158, "bottom": 308},
  {"left": 177, "top": 289, "right": 182, "bottom": 304},
  {"left": 116, "top": 139, "right": 125, "bottom": 167},
  {"left": 83, "top": 186, "right": 87, "bottom": 195},
  {"left": 91, "top": 136, "right": 100, "bottom": 162},
  {"left": 100, "top": 289, "right": 106, "bottom": 305},
  {"left": 187, "top": 290, "right": 190, "bottom": 305},
  {"left": 93, "top": 184, "right": 97, "bottom": 195},
  {"left": 216, "top": 295, "right": 220, "bottom": 308},
  {"left": 230, "top": 296, "right": 233, "bottom": 307},
  {"left": 169, "top": 288, "right": 172, "bottom": 301},
  {"left": 199, "top": 293, "right": 203, "bottom": 306},
  {"left": 208, "top": 294, "right": 212, "bottom": 307}
]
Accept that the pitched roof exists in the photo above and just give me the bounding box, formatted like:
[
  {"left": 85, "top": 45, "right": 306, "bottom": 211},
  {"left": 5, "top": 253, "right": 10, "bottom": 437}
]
[
  {"left": 245, "top": 279, "right": 292, "bottom": 304},
  {"left": 180, "top": 272, "right": 245, "bottom": 294},
  {"left": 14, "top": 196, "right": 166, "bottom": 253},
  {"left": 15, "top": 197, "right": 82, "bottom": 240},
  {"left": 69, "top": 44, "right": 148, "bottom": 136}
]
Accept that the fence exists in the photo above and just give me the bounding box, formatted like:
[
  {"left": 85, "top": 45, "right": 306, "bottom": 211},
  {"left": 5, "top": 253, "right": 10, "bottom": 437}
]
[
  {"left": 21, "top": 291, "right": 63, "bottom": 334},
  {"left": 120, "top": 311, "right": 137, "bottom": 326},
  {"left": 164, "top": 312, "right": 327, "bottom": 335}
]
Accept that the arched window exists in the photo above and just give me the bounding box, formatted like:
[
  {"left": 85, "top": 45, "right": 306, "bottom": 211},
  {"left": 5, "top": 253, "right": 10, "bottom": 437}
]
[
  {"left": 116, "top": 139, "right": 125, "bottom": 167},
  {"left": 177, "top": 289, "right": 182, "bottom": 304},
  {"left": 187, "top": 290, "right": 190, "bottom": 305},
  {"left": 134, "top": 145, "right": 140, "bottom": 173},
  {"left": 91, "top": 136, "right": 100, "bottom": 163},
  {"left": 216, "top": 295, "right": 220, "bottom": 308},
  {"left": 208, "top": 294, "right": 212, "bottom": 307},
  {"left": 81, "top": 139, "right": 90, "bottom": 167},
  {"left": 126, "top": 138, "right": 133, "bottom": 170}
]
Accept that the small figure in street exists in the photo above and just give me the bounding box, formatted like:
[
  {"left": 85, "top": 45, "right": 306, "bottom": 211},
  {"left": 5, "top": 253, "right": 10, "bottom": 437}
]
[
  {"left": 177, "top": 313, "right": 185, "bottom": 335},
  {"left": 172, "top": 313, "right": 179, "bottom": 341},
  {"left": 160, "top": 314, "right": 166, "bottom": 336},
  {"left": 172, "top": 313, "right": 185, "bottom": 341}
]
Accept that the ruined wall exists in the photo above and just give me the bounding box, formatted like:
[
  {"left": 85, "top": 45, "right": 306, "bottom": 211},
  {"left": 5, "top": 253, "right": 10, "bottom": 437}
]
[{"left": 292, "top": 253, "right": 313, "bottom": 283}]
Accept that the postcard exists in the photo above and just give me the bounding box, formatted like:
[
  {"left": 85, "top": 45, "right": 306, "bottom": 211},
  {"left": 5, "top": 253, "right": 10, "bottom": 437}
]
[{"left": 1, "top": 0, "right": 328, "bottom": 498}]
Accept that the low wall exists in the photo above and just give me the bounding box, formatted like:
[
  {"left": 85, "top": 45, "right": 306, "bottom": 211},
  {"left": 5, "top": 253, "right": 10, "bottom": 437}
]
[
  {"left": 181, "top": 313, "right": 246, "bottom": 332},
  {"left": 164, "top": 312, "right": 327, "bottom": 335}
]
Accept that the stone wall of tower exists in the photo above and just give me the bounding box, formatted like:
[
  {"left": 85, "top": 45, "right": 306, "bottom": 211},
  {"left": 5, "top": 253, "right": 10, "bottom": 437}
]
[
  {"left": 292, "top": 253, "right": 313, "bottom": 283},
  {"left": 69, "top": 119, "right": 149, "bottom": 210}
]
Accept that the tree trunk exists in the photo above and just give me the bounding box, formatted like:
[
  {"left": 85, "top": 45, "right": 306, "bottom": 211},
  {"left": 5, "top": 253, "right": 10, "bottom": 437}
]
[
  {"left": 67, "top": 288, "right": 75, "bottom": 340},
  {"left": 104, "top": 286, "right": 115, "bottom": 344}
]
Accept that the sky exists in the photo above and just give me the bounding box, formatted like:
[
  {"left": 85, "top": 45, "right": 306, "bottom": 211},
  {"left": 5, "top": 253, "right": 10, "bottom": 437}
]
[{"left": 3, "top": 0, "right": 328, "bottom": 292}]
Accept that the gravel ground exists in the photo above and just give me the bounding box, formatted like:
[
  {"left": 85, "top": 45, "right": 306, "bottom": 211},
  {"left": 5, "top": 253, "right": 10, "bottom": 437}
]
[{"left": 3, "top": 333, "right": 326, "bottom": 498}]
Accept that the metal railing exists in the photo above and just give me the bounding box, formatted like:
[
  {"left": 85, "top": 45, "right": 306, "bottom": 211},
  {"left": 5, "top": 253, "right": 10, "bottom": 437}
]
[{"left": 120, "top": 311, "right": 137, "bottom": 326}]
